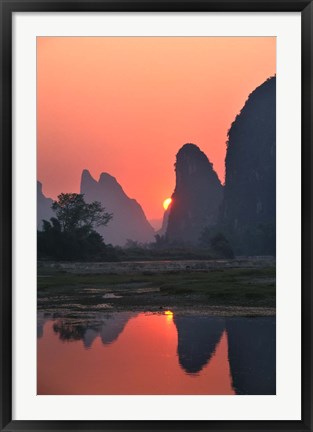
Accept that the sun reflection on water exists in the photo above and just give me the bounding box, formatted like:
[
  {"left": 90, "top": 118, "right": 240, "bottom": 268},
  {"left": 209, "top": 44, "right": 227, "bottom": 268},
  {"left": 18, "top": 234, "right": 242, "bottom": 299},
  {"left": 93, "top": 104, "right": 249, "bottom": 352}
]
[{"left": 164, "top": 310, "right": 174, "bottom": 321}]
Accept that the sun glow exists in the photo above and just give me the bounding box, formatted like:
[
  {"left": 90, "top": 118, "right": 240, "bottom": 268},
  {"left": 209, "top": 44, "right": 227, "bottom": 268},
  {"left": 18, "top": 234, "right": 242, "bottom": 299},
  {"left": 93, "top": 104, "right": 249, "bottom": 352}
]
[
  {"left": 163, "top": 198, "right": 172, "bottom": 210},
  {"left": 164, "top": 310, "right": 174, "bottom": 322}
]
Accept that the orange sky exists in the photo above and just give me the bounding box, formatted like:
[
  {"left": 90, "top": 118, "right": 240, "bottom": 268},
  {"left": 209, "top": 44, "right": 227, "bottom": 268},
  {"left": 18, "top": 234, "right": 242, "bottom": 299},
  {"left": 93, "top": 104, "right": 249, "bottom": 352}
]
[{"left": 37, "top": 37, "right": 275, "bottom": 220}]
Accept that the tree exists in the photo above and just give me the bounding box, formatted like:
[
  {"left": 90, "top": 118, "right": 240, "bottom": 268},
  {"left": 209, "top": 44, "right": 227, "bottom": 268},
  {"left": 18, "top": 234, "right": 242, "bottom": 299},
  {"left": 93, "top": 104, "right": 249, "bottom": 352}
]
[
  {"left": 153, "top": 234, "right": 168, "bottom": 249},
  {"left": 210, "top": 233, "right": 234, "bottom": 259},
  {"left": 38, "top": 193, "right": 116, "bottom": 261},
  {"left": 199, "top": 227, "right": 234, "bottom": 259},
  {"left": 51, "top": 193, "right": 112, "bottom": 233}
]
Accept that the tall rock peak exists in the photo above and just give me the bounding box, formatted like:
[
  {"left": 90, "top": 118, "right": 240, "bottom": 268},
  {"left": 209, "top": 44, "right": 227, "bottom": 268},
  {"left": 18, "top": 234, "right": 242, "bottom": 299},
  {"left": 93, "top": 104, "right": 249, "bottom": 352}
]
[
  {"left": 174, "top": 143, "right": 221, "bottom": 191},
  {"left": 81, "top": 169, "right": 97, "bottom": 188},
  {"left": 99, "top": 172, "right": 118, "bottom": 184},
  {"left": 166, "top": 143, "right": 223, "bottom": 244},
  {"left": 222, "top": 76, "right": 276, "bottom": 255},
  {"left": 177, "top": 143, "right": 208, "bottom": 159},
  {"left": 98, "top": 172, "right": 124, "bottom": 194}
]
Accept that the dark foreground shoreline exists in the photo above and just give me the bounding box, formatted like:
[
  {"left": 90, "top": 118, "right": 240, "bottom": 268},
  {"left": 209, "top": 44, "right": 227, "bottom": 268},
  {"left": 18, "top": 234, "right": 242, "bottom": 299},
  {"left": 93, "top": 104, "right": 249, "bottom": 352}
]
[{"left": 38, "top": 258, "right": 275, "bottom": 317}]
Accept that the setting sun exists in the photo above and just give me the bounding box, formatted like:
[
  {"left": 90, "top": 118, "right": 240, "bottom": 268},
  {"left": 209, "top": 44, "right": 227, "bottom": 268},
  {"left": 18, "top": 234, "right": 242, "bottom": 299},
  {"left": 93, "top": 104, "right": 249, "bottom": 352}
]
[
  {"left": 163, "top": 198, "right": 172, "bottom": 210},
  {"left": 164, "top": 310, "right": 174, "bottom": 322}
]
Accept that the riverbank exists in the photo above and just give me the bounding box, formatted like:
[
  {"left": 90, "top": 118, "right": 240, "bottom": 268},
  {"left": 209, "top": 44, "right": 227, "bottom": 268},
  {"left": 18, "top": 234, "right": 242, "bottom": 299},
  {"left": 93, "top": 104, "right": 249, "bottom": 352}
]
[
  {"left": 38, "top": 260, "right": 275, "bottom": 317},
  {"left": 38, "top": 256, "right": 275, "bottom": 274}
]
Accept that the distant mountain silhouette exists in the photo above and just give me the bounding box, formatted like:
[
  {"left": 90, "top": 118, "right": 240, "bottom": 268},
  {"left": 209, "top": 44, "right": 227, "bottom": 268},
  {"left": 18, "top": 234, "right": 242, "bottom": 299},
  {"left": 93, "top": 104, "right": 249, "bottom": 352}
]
[
  {"left": 157, "top": 209, "right": 170, "bottom": 236},
  {"left": 37, "top": 181, "right": 53, "bottom": 230},
  {"left": 80, "top": 170, "right": 155, "bottom": 246},
  {"left": 166, "top": 144, "right": 223, "bottom": 244},
  {"left": 221, "top": 77, "right": 276, "bottom": 255}
]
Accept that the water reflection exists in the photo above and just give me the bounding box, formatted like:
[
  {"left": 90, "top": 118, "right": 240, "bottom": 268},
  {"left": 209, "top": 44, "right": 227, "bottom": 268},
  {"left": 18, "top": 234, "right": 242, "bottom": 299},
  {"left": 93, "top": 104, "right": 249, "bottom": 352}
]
[
  {"left": 226, "top": 317, "right": 276, "bottom": 395},
  {"left": 174, "top": 316, "right": 225, "bottom": 374},
  {"left": 52, "top": 312, "right": 136, "bottom": 348},
  {"left": 37, "top": 312, "right": 275, "bottom": 395}
]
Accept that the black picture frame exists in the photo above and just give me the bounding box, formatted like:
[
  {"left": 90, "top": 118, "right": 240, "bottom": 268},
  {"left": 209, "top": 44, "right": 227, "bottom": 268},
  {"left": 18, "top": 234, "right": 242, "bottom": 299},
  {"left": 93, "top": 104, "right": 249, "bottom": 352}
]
[{"left": 1, "top": 1, "right": 312, "bottom": 431}]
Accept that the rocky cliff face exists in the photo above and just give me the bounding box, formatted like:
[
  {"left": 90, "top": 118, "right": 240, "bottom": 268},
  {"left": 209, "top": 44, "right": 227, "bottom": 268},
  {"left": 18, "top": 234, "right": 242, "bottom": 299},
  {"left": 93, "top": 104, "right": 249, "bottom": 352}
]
[
  {"left": 37, "top": 181, "right": 53, "bottom": 230},
  {"left": 222, "top": 77, "right": 276, "bottom": 255},
  {"left": 166, "top": 143, "right": 223, "bottom": 244},
  {"left": 80, "top": 170, "right": 155, "bottom": 246}
]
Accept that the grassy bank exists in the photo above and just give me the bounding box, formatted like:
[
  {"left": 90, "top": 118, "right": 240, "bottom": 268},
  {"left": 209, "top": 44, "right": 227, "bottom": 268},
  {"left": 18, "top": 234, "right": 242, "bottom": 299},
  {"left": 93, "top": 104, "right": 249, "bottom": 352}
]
[{"left": 38, "top": 266, "right": 275, "bottom": 315}]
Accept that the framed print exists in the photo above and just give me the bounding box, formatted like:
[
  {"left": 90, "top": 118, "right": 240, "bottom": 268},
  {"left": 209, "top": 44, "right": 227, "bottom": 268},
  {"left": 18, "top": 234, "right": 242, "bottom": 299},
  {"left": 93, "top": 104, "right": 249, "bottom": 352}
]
[{"left": 1, "top": 1, "right": 312, "bottom": 431}]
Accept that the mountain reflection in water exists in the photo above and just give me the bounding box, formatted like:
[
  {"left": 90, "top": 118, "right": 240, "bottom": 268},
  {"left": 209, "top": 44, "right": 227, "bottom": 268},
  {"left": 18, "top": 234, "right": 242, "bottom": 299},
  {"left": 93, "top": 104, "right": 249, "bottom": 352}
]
[{"left": 37, "top": 312, "right": 275, "bottom": 395}]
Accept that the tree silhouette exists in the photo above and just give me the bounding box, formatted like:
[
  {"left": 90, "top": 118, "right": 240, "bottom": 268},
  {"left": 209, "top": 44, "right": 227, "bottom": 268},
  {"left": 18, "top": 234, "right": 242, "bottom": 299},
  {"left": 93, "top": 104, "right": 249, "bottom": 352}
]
[
  {"left": 38, "top": 193, "right": 116, "bottom": 261},
  {"left": 199, "top": 228, "right": 234, "bottom": 259},
  {"left": 52, "top": 193, "right": 112, "bottom": 233}
]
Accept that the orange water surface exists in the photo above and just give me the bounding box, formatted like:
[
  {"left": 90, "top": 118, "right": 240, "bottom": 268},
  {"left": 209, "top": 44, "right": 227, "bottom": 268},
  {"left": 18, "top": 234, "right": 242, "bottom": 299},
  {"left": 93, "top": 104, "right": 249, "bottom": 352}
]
[{"left": 37, "top": 313, "right": 235, "bottom": 395}]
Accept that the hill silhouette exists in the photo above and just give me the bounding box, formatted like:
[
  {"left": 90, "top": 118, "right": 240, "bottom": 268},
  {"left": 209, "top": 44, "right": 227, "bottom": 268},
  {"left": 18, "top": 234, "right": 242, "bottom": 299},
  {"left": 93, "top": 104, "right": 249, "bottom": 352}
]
[
  {"left": 221, "top": 77, "right": 276, "bottom": 255},
  {"left": 80, "top": 169, "right": 155, "bottom": 246},
  {"left": 166, "top": 143, "right": 223, "bottom": 244}
]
